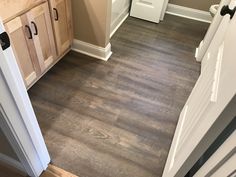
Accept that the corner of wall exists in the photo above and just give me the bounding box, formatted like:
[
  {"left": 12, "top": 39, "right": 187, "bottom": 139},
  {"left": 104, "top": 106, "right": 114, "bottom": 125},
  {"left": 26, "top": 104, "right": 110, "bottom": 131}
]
[{"left": 71, "top": 0, "right": 112, "bottom": 61}]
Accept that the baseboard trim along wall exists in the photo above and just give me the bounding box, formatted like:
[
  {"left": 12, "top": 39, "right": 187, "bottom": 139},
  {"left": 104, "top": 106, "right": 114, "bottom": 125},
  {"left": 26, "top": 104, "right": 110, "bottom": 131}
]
[
  {"left": 0, "top": 153, "right": 25, "bottom": 173},
  {"left": 166, "top": 4, "right": 212, "bottom": 23},
  {"left": 72, "top": 39, "right": 113, "bottom": 61},
  {"left": 110, "top": 0, "right": 130, "bottom": 37},
  {"left": 111, "top": 13, "right": 129, "bottom": 38}
]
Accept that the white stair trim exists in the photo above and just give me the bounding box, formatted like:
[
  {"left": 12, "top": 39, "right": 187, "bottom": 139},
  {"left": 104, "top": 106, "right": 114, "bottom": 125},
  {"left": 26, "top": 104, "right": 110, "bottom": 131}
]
[
  {"left": 166, "top": 4, "right": 213, "bottom": 23},
  {"left": 72, "top": 39, "right": 112, "bottom": 61}
]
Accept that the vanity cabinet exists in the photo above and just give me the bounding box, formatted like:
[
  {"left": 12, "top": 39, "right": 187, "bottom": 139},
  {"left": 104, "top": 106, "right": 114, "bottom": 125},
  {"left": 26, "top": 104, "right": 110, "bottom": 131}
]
[
  {"left": 49, "top": 0, "right": 73, "bottom": 57},
  {"left": 2, "top": 0, "right": 73, "bottom": 88},
  {"left": 26, "top": 2, "right": 57, "bottom": 72},
  {"left": 5, "top": 17, "right": 40, "bottom": 87},
  {"left": 5, "top": 2, "right": 56, "bottom": 87}
]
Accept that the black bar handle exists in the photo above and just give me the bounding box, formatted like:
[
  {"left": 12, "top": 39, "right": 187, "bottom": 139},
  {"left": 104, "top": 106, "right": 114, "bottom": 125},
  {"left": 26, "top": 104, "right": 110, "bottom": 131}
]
[
  {"left": 53, "top": 8, "right": 59, "bottom": 21},
  {"left": 25, "top": 25, "right": 32, "bottom": 39},
  {"left": 0, "top": 32, "right": 11, "bottom": 50},
  {"left": 31, "top": 21, "right": 38, "bottom": 35},
  {"left": 220, "top": 5, "right": 236, "bottom": 19}
]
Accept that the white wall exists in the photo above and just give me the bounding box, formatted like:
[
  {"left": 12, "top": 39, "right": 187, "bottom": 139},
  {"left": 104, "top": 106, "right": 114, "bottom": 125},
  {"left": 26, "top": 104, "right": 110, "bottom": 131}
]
[{"left": 111, "top": 0, "right": 131, "bottom": 36}]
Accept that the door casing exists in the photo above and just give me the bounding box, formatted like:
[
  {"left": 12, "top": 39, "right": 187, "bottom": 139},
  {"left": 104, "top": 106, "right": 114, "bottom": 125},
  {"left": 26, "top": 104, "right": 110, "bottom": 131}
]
[{"left": 0, "top": 21, "right": 50, "bottom": 177}]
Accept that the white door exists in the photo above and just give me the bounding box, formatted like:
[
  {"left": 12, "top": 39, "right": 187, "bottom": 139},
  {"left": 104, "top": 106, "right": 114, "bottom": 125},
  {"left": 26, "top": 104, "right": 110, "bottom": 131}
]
[
  {"left": 130, "top": 0, "right": 166, "bottom": 23},
  {"left": 0, "top": 20, "right": 50, "bottom": 176},
  {"left": 163, "top": 0, "right": 236, "bottom": 176},
  {"left": 195, "top": 0, "right": 230, "bottom": 65}
]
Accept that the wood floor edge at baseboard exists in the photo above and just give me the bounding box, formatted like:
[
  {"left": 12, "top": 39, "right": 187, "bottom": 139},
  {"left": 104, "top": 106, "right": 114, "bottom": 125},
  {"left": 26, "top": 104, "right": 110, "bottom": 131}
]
[
  {"left": 110, "top": 13, "right": 129, "bottom": 38},
  {"left": 72, "top": 40, "right": 112, "bottom": 61},
  {"left": 110, "top": 5, "right": 130, "bottom": 38},
  {"left": 27, "top": 48, "right": 71, "bottom": 90}
]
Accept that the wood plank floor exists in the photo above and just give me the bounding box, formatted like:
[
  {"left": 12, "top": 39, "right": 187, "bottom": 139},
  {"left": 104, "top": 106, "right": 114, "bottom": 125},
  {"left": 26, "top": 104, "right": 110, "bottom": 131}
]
[
  {"left": 28, "top": 15, "right": 209, "bottom": 177},
  {"left": 0, "top": 163, "right": 27, "bottom": 177},
  {"left": 0, "top": 163, "right": 78, "bottom": 177}
]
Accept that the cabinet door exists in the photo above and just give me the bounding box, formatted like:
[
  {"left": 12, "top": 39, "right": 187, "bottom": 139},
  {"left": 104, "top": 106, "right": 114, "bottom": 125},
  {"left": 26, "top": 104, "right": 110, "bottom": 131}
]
[
  {"left": 49, "top": 0, "right": 72, "bottom": 56},
  {"left": 27, "top": 2, "right": 57, "bottom": 72},
  {"left": 5, "top": 17, "right": 39, "bottom": 87}
]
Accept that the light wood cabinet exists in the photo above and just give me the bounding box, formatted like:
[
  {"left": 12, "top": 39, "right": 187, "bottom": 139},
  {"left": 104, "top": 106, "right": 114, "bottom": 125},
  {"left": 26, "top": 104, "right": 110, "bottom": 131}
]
[
  {"left": 5, "top": 17, "right": 40, "bottom": 87},
  {"left": 49, "top": 0, "right": 73, "bottom": 56},
  {"left": 2, "top": 0, "right": 73, "bottom": 88},
  {"left": 26, "top": 2, "right": 57, "bottom": 72}
]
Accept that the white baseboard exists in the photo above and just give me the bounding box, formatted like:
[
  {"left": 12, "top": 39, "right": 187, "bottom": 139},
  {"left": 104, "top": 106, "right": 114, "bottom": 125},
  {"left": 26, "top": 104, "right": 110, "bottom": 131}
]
[
  {"left": 110, "top": 13, "right": 129, "bottom": 38},
  {"left": 0, "top": 153, "right": 25, "bottom": 173},
  {"left": 110, "top": 7, "right": 129, "bottom": 38},
  {"left": 166, "top": 4, "right": 212, "bottom": 23},
  {"left": 72, "top": 39, "right": 112, "bottom": 61}
]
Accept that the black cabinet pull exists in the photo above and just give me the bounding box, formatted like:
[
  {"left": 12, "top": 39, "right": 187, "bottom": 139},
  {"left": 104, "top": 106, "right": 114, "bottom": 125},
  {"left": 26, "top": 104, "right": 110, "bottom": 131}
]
[
  {"left": 25, "top": 25, "right": 32, "bottom": 39},
  {"left": 220, "top": 5, "right": 236, "bottom": 19},
  {"left": 0, "top": 32, "right": 11, "bottom": 50},
  {"left": 31, "top": 22, "right": 38, "bottom": 35},
  {"left": 53, "top": 8, "right": 59, "bottom": 21}
]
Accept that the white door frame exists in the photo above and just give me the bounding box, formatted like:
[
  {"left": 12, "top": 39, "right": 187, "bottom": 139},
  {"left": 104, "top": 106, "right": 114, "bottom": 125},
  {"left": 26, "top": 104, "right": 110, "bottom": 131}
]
[
  {"left": 0, "top": 20, "right": 50, "bottom": 176},
  {"left": 161, "top": 0, "right": 169, "bottom": 20}
]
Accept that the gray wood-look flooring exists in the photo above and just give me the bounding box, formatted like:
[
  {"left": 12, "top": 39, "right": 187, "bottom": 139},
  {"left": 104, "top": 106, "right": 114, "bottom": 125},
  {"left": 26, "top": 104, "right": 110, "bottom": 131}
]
[{"left": 28, "top": 15, "right": 209, "bottom": 177}]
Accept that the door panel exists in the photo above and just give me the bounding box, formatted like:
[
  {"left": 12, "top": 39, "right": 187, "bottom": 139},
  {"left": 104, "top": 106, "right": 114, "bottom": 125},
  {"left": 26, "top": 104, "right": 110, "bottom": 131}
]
[
  {"left": 194, "top": 130, "right": 236, "bottom": 177},
  {"left": 27, "top": 2, "right": 56, "bottom": 72},
  {"left": 162, "top": 0, "right": 236, "bottom": 176},
  {"left": 49, "top": 0, "right": 71, "bottom": 56},
  {"left": 130, "top": 0, "right": 166, "bottom": 23},
  {"left": 5, "top": 17, "right": 38, "bottom": 87},
  {"left": 212, "top": 154, "right": 236, "bottom": 176},
  {"left": 200, "top": 8, "right": 229, "bottom": 72},
  {"left": 176, "top": 44, "right": 224, "bottom": 155},
  {"left": 196, "top": 0, "right": 231, "bottom": 63}
]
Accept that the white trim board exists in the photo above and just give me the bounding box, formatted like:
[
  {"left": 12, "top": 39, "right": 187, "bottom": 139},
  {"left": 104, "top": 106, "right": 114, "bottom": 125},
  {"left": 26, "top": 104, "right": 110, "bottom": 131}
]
[
  {"left": 110, "top": 13, "right": 129, "bottom": 38},
  {"left": 72, "top": 39, "right": 112, "bottom": 61},
  {"left": 0, "top": 20, "right": 50, "bottom": 177},
  {"left": 0, "top": 153, "right": 25, "bottom": 173},
  {"left": 166, "top": 4, "right": 213, "bottom": 23}
]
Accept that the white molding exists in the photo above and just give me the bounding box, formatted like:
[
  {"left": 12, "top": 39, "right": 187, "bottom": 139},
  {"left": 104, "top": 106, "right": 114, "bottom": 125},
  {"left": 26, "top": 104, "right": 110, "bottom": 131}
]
[
  {"left": 110, "top": 4, "right": 129, "bottom": 38},
  {"left": 110, "top": 13, "right": 129, "bottom": 38},
  {"left": 161, "top": 0, "right": 169, "bottom": 21},
  {"left": 0, "top": 21, "right": 50, "bottom": 177},
  {"left": 0, "top": 153, "right": 25, "bottom": 173},
  {"left": 166, "top": 3, "right": 212, "bottom": 23},
  {"left": 72, "top": 39, "right": 112, "bottom": 61},
  {"left": 195, "top": 0, "right": 231, "bottom": 63}
]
